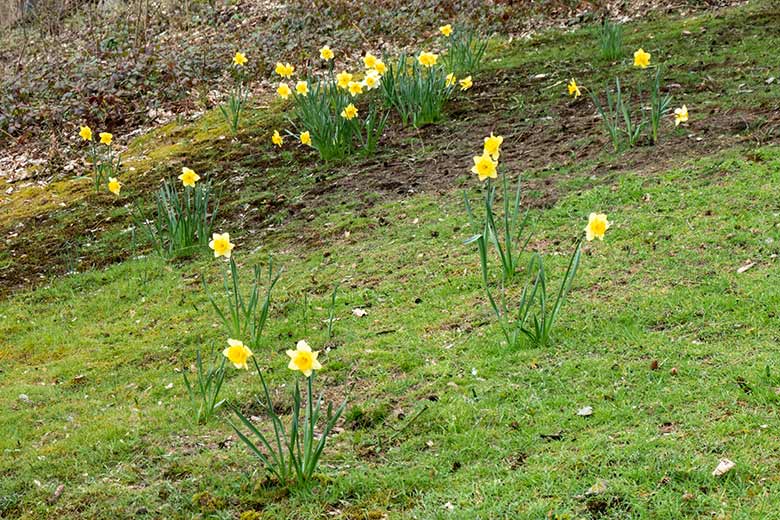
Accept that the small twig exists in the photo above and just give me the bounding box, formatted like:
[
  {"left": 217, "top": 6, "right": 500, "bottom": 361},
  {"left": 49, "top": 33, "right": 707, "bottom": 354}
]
[{"left": 387, "top": 404, "right": 429, "bottom": 441}]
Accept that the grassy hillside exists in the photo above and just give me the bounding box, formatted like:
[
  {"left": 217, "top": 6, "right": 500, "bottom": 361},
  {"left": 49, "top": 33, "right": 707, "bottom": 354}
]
[{"left": 2, "top": 1, "right": 780, "bottom": 519}]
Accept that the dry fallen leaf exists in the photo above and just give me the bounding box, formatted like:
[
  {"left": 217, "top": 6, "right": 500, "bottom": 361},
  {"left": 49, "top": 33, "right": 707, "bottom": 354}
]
[
  {"left": 737, "top": 261, "right": 755, "bottom": 274},
  {"left": 712, "top": 458, "right": 736, "bottom": 476},
  {"left": 577, "top": 406, "right": 593, "bottom": 417}
]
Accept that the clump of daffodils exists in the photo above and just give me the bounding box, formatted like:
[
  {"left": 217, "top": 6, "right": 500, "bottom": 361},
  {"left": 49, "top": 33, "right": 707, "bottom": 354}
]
[
  {"left": 464, "top": 134, "right": 610, "bottom": 348},
  {"left": 587, "top": 45, "right": 681, "bottom": 149},
  {"left": 220, "top": 51, "right": 250, "bottom": 135},
  {"left": 78, "top": 125, "right": 121, "bottom": 193},
  {"left": 229, "top": 338, "right": 347, "bottom": 489},
  {"left": 269, "top": 46, "right": 389, "bottom": 161}
]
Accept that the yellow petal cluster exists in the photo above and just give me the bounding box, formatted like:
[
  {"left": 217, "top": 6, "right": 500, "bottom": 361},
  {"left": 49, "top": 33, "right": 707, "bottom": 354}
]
[
  {"left": 286, "top": 340, "right": 322, "bottom": 377},
  {"left": 178, "top": 167, "right": 200, "bottom": 187},
  {"left": 209, "top": 232, "right": 235, "bottom": 258},
  {"left": 585, "top": 213, "right": 610, "bottom": 241},
  {"left": 233, "top": 52, "right": 247, "bottom": 66},
  {"left": 223, "top": 339, "right": 253, "bottom": 369}
]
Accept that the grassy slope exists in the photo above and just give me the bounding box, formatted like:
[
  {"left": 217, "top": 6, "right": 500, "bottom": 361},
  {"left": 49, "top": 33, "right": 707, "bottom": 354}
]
[{"left": 3, "top": 2, "right": 780, "bottom": 519}]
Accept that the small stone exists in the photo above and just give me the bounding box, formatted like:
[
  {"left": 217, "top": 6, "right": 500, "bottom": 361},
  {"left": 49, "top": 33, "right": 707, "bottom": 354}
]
[{"left": 577, "top": 406, "right": 593, "bottom": 417}]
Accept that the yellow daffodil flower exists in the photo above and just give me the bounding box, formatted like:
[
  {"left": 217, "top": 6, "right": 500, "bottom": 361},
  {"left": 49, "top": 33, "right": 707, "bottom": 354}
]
[
  {"left": 296, "top": 80, "right": 309, "bottom": 96},
  {"left": 674, "top": 105, "right": 689, "bottom": 126},
  {"left": 272, "top": 130, "right": 283, "bottom": 147},
  {"left": 418, "top": 51, "right": 438, "bottom": 67},
  {"left": 568, "top": 78, "right": 581, "bottom": 98},
  {"left": 178, "top": 167, "right": 200, "bottom": 187},
  {"left": 363, "top": 52, "right": 378, "bottom": 68},
  {"left": 277, "top": 83, "right": 292, "bottom": 99},
  {"left": 585, "top": 213, "right": 610, "bottom": 241},
  {"left": 107, "top": 177, "right": 121, "bottom": 195},
  {"left": 446, "top": 73, "right": 456, "bottom": 86},
  {"left": 336, "top": 71, "right": 353, "bottom": 89},
  {"left": 209, "top": 232, "right": 235, "bottom": 258},
  {"left": 348, "top": 80, "right": 363, "bottom": 97},
  {"left": 99, "top": 132, "right": 113, "bottom": 145},
  {"left": 300, "top": 131, "right": 312, "bottom": 146},
  {"left": 633, "top": 48, "right": 651, "bottom": 68},
  {"left": 275, "top": 62, "right": 295, "bottom": 78},
  {"left": 373, "top": 61, "right": 387, "bottom": 75},
  {"left": 79, "top": 126, "right": 92, "bottom": 141},
  {"left": 471, "top": 153, "right": 497, "bottom": 181},
  {"left": 320, "top": 45, "right": 334, "bottom": 61},
  {"left": 223, "top": 338, "right": 253, "bottom": 370},
  {"left": 439, "top": 24, "right": 453, "bottom": 36},
  {"left": 341, "top": 103, "right": 358, "bottom": 120},
  {"left": 459, "top": 75, "right": 473, "bottom": 91},
  {"left": 233, "top": 51, "right": 247, "bottom": 66},
  {"left": 483, "top": 133, "right": 503, "bottom": 160},
  {"left": 286, "top": 340, "right": 322, "bottom": 377}
]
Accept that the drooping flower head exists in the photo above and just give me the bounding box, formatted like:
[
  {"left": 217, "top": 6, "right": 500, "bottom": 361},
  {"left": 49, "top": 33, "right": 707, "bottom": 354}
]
[
  {"left": 674, "top": 105, "right": 689, "bottom": 126},
  {"left": 319, "top": 45, "right": 334, "bottom": 61},
  {"left": 233, "top": 52, "right": 248, "bottom": 66},
  {"left": 99, "top": 132, "right": 113, "bottom": 145},
  {"left": 341, "top": 103, "right": 358, "bottom": 120},
  {"left": 471, "top": 153, "right": 498, "bottom": 181},
  {"left": 633, "top": 48, "right": 651, "bottom": 68},
  {"left": 300, "top": 131, "right": 312, "bottom": 146},
  {"left": 107, "top": 177, "right": 121, "bottom": 195},
  {"left": 348, "top": 80, "right": 364, "bottom": 97},
  {"left": 286, "top": 340, "right": 322, "bottom": 377},
  {"left": 223, "top": 338, "right": 253, "bottom": 370},
  {"left": 568, "top": 78, "right": 581, "bottom": 98},
  {"left": 363, "top": 52, "right": 378, "bottom": 69},
  {"left": 272, "top": 130, "right": 284, "bottom": 147},
  {"left": 209, "top": 232, "right": 235, "bottom": 258},
  {"left": 439, "top": 24, "right": 453, "bottom": 37},
  {"left": 277, "top": 83, "right": 292, "bottom": 99},
  {"left": 336, "top": 71, "right": 353, "bottom": 89},
  {"left": 483, "top": 133, "right": 503, "bottom": 160},
  {"left": 79, "top": 126, "right": 93, "bottom": 141},
  {"left": 459, "top": 75, "right": 473, "bottom": 91},
  {"left": 418, "top": 51, "right": 438, "bottom": 68},
  {"left": 178, "top": 167, "right": 200, "bottom": 187},
  {"left": 296, "top": 80, "right": 309, "bottom": 96},
  {"left": 585, "top": 213, "right": 610, "bottom": 241},
  {"left": 446, "top": 73, "right": 456, "bottom": 86}
]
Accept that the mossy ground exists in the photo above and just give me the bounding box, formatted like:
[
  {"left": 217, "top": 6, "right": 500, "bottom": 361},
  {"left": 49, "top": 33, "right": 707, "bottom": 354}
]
[{"left": 2, "top": 1, "right": 780, "bottom": 519}]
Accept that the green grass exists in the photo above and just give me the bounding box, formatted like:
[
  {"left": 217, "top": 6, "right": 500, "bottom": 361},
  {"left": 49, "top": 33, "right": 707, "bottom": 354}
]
[
  {"left": 3, "top": 1, "right": 780, "bottom": 518},
  {"left": 3, "top": 145, "right": 780, "bottom": 518}
]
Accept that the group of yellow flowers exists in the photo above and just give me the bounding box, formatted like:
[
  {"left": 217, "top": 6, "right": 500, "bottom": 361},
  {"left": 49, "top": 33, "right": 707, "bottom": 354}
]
[
  {"left": 78, "top": 125, "right": 121, "bottom": 194},
  {"left": 268, "top": 34, "right": 473, "bottom": 148},
  {"left": 207, "top": 224, "right": 322, "bottom": 378},
  {"left": 566, "top": 47, "right": 689, "bottom": 127}
]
